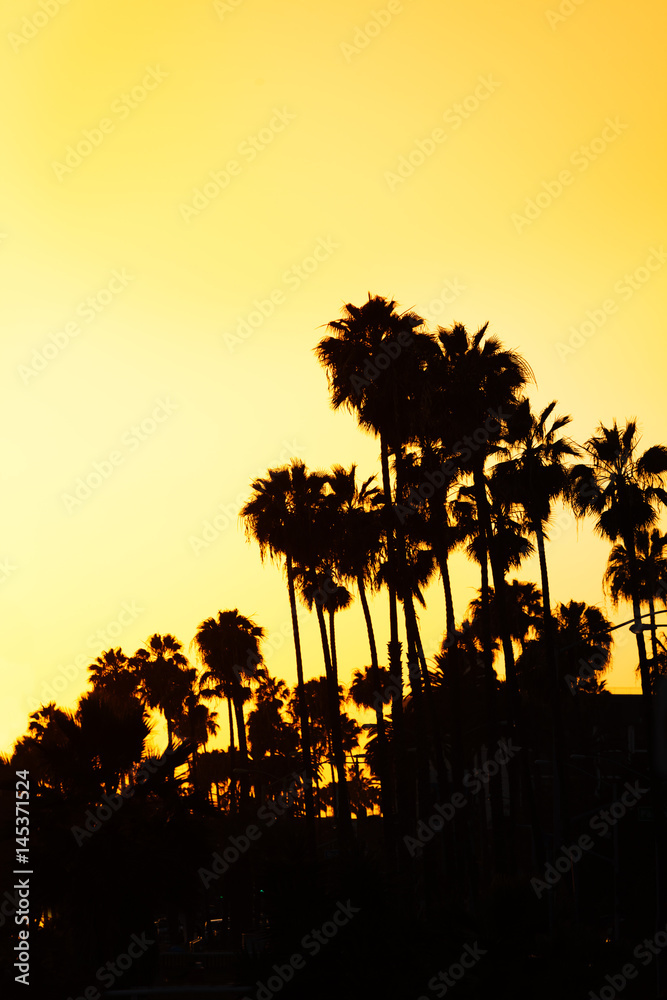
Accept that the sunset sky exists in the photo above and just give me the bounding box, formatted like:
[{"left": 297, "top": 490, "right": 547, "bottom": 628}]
[{"left": 1, "top": 0, "right": 665, "bottom": 754}]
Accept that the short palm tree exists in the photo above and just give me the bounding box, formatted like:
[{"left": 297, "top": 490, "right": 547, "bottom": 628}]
[
  {"left": 604, "top": 528, "right": 667, "bottom": 684},
  {"left": 131, "top": 634, "right": 196, "bottom": 752},
  {"left": 569, "top": 420, "right": 667, "bottom": 705},
  {"left": 192, "top": 610, "right": 264, "bottom": 810}
]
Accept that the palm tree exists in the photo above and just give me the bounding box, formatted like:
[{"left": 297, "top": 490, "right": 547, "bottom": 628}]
[
  {"left": 17, "top": 691, "right": 152, "bottom": 799},
  {"left": 246, "top": 667, "right": 299, "bottom": 766},
  {"left": 322, "top": 464, "right": 394, "bottom": 834},
  {"left": 493, "top": 397, "right": 579, "bottom": 670},
  {"left": 173, "top": 692, "right": 219, "bottom": 796},
  {"left": 315, "top": 295, "right": 435, "bottom": 836},
  {"left": 88, "top": 648, "right": 139, "bottom": 702},
  {"left": 192, "top": 610, "right": 264, "bottom": 810},
  {"left": 492, "top": 398, "right": 579, "bottom": 842},
  {"left": 569, "top": 420, "right": 667, "bottom": 710},
  {"left": 604, "top": 528, "right": 667, "bottom": 685},
  {"left": 468, "top": 581, "right": 543, "bottom": 659},
  {"left": 430, "top": 323, "right": 532, "bottom": 715},
  {"left": 400, "top": 444, "right": 463, "bottom": 643},
  {"left": 295, "top": 566, "right": 354, "bottom": 848},
  {"left": 240, "top": 461, "right": 321, "bottom": 834},
  {"left": 130, "top": 634, "right": 196, "bottom": 752}
]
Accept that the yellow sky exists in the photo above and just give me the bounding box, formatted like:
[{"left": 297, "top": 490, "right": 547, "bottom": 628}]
[{"left": 1, "top": 0, "right": 665, "bottom": 753}]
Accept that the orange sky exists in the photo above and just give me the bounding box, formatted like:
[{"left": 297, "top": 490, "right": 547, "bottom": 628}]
[{"left": 1, "top": 0, "right": 666, "bottom": 753}]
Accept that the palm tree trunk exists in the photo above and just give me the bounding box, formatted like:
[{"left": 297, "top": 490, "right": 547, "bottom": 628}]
[
  {"left": 381, "top": 434, "right": 411, "bottom": 857},
  {"left": 474, "top": 466, "right": 543, "bottom": 873},
  {"left": 356, "top": 569, "right": 393, "bottom": 839},
  {"left": 649, "top": 594, "right": 658, "bottom": 686},
  {"left": 403, "top": 591, "right": 448, "bottom": 800},
  {"left": 623, "top": 529, "right": 654, "bottom": 703},
  {"left": 380, "top": 435, "right": 403, "bottom": 709},
  {"left": 286, "top": 555, "right": 316, "bottom": 846},
  {"left": 227, "top": 696, "right": 237, "bottom": 815},
  {"left": 232, "top": 689, "right": 250, "bottom": 810},
  {"left": 535, "top": 521, "right": 563, "bottom": 866},
  {"left": 476, "top": 513, "right": 507, "bottom": 877},
  {"left": 316, "top": 602, "right": 353, "bottom": 853}
]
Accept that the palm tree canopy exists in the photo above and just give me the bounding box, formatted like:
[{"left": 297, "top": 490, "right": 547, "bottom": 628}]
[
  {"left": 604, "top": 528, "right": 667, "bottom": 608},
  {"left": 315, "top": 293, "right": 437, "bottom": 448},
  {"left": 193, "top": 609, "right": 265, "bottom": 687},
  {"left": 428, "top": 322, "right": 534, "bottom": 458},
  {"left": 240, "top": 459, "right": 328, "bottom": 571},
  {"left": 569, "top": 420, "right": 667, "bottom": 542},
  {"left": 492, "top": 397, "right": 579, "bottom": 530}
]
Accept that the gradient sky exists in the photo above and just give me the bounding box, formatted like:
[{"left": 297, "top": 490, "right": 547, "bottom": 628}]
[{"left": 1, "top": 0, "right": 665, "bottom": 754}]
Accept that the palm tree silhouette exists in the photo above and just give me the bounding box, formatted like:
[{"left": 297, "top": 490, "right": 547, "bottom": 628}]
[
  {"left": 315, "top": 295, "right": 432, "bottom": 834},
  {"left": 88, "top": 647, "right": 139, "bottom": 702},
  {"left": 295, "top": 565, "right": 354, "bottom": 848},
  {"left": 130, "top": 634, "right": 195, "bottom": 752},
  {"left": 569, "top": 420, "right": 667, "bottom": 709},
  {"left": 193, "top": 609, "right": 264, "bottom": 810},
  {"left": 604, "top": 528, "right": 667, "bottom": 684},
  {"left": 322, "top": 464, "right": 394, "bottom": 835},
  {"left": 240, "top": 460, "right": 320, "bottom": 837}
]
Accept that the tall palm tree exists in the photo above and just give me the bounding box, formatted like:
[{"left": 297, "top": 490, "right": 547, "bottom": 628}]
[
  {"left": 240, "top": 461, "right": 321, "bottom": 835},
  {"left": 321, "top": 464, "right": 394, "bottom": 831},
  {"left": 492, "top": 397, "right": 579, "bottom": 841},
  {"left": 431, "top": 323, "right": 532, "bottom": 718},
  {"left": 400, "top": 444, "right": 463, "bottom": 643},
  {"left": 192, "top": 610, "right": 264, "bottom": 810},
  {"left": 295, "top": 565, "right": 354, "bottom": 848},
  {"left": 569, "top": 420, "right": 667, "bottom": 710},
  {"left": 315, "top": 295, "right": 435, "bottom": 836},
  {"left": 604, "top": 528, "right": 667, "bottom": 684},
  {"left": 493, "top": 398, "right": 579, "bottom": 671}
]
